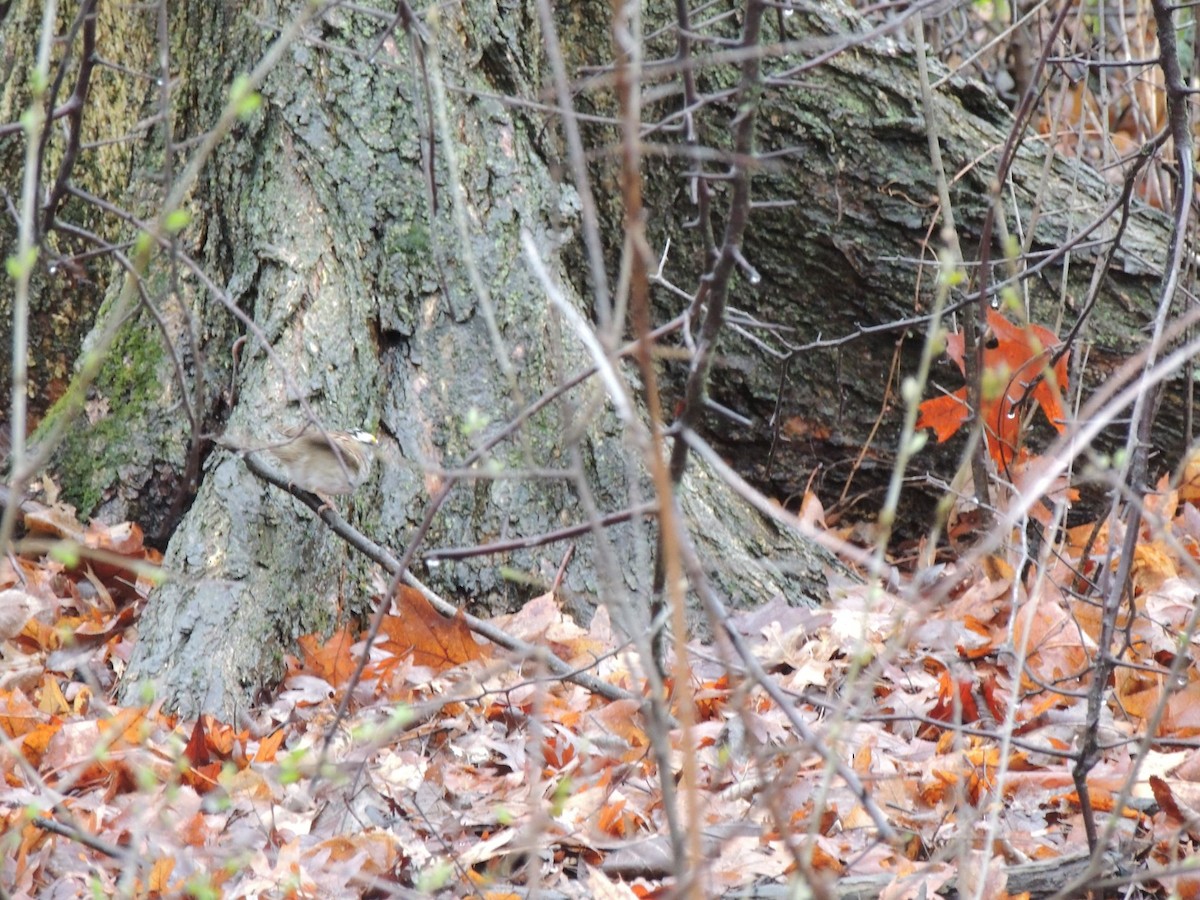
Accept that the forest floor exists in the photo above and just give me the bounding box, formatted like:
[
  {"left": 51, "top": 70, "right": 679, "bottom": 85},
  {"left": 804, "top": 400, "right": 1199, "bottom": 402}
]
[{"left": 3, "top": 459, "right": 1199, "bottom": 899}]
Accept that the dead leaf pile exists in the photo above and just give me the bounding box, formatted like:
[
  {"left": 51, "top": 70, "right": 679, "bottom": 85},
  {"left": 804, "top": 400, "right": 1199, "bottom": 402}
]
[{"left": 5, "top": 483, "right": 1200, "bottom": 896}]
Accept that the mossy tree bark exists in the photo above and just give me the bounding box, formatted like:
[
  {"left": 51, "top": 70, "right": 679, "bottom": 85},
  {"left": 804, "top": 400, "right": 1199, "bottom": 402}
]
[
  {"left": 0, "top": 3, "right": 155, "bottom": 469},
  {"left": 0, "top": 1, "right": 837, "bottom": 719}
]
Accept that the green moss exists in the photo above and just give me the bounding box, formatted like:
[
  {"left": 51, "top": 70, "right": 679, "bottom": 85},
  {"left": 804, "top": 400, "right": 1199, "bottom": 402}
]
[
  {"left": 96, "top": 324, "right": 162, "bottom": 410},
  {"left": 386, "top": 220, "right": 430, "bottom": 257},
  {"left": 39, "top": 315, "right": 165, "bottom": 516}
]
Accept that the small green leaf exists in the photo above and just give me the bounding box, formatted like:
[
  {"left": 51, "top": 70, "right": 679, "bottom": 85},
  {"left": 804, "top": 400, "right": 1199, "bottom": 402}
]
[
  {"left": 229, "top": 74, "right": 251, "bottom": 103},
  {"left": 462, "top": 408, "right": 489, "bottom": 437},
  {"left": 229, "top": 75, "right": 262, "bottom": 120},
  {"left": 550, "top": 776, "right": 572, "bottom": 816},
  {"left": 133, "top": 231, "right": 154, "bottom": 257},
  {"left": 49, "top": 541, "right": 80, "bottom": 567},
  {"left": 134, "top": 763, "right": 161, "bottom": 793},
  {"left": 164, "top": 208, "right": 192, "bottom": 234},
  {"left": 937, "top": 254, "right": 965, "bottom": 288},
  {"left": 138, "top": 564, "right": 167, "bottom": 587},
  {"left": 137, "top": 680, "right": 158, "bottom": 705},
  {"left": 279, "top": 748, "right": 307, "bottom": 785},
  {"left": 387, "top": 703, "right": 414, "bottom": 729},
  {"left": 5, "top": 246, "right": 38, "bottom": 279},
  {"left": 416, "top": 862, "right": 453, "bottom": 892},
  {"left": 236, "top": 92, "right": 262, "bottom": 119},
  {"left": 184, "top": 874, "right": 220, "bottom": 900},
  {"left": 21, "top": 801, "right": 47, "bottom": 823},
  {"left": 19, "top": 106, "right": 43, "bottom": 135}
]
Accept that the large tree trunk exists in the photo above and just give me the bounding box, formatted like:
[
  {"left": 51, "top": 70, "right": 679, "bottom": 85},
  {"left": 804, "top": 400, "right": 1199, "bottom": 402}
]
[{"left": 2, "top": 1, "right": 839, "bottom": 719}]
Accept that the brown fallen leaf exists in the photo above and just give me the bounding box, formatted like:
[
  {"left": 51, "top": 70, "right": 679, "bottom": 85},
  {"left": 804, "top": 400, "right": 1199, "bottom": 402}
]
[{"left": 0, "top": 589, "right": 42, "bottom": 642}]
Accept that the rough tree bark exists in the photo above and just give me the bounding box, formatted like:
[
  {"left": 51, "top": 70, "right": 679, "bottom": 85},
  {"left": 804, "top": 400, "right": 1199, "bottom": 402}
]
[
  {"left": 0, "top": 0, "right": 1178, "bottom": 718},
  {"left": 562, "top": 1, "right": 1175, "bottom": 527},
  {"left": 2, "top": 1, "right": 839, "bottom": 719}
]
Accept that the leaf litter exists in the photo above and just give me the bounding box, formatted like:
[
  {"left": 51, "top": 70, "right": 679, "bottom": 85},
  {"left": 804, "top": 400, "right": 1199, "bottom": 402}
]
[{"left": 4, "top": 471, "right": 1200, "bottom": 897}]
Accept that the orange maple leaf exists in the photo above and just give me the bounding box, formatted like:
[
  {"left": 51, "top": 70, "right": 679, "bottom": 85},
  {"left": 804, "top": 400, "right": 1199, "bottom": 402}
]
[
  {"left": 916, "top": 308, "right": 1068, "bottom": 468},
  {"left": 298, "top": 626, "right": 361, "bottom": 686},
  {"left": 380, "top": 586, "right": 490, "bottom": 670}
]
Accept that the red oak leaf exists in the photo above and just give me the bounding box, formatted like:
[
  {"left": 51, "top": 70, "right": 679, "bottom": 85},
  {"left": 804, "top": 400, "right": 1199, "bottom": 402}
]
[{"left": 917, "top": 309, "right": 1068, "bottom": 468}]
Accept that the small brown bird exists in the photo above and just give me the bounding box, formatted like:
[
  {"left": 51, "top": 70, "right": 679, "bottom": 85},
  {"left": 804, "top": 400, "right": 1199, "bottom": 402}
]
[{"left": 267, "top": 425, "right": 378, "bottom": 498}]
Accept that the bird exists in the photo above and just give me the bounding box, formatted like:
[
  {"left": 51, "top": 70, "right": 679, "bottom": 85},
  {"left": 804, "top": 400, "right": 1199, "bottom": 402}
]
[{"left": 266, "top": 425, "right": 378, "bottom": 499}]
